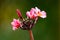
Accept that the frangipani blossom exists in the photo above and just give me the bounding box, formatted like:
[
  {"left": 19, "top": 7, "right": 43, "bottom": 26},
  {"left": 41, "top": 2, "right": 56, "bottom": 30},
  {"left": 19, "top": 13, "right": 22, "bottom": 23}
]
[
  {"left": 26, "top": 8, "right": 37, "bottom": 19},
  {"left": 35, "top": 7, "right": 46, "bottom": 18},
  {"left": 11, "top": 19, "right": 22, "bottom": 30}
]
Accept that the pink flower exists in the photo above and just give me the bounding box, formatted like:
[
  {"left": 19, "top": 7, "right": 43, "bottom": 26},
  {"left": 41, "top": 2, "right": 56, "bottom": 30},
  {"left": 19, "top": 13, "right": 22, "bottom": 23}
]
[
  {"left": 35, "top": 7, "right": 46, "bottom": 18},
  {"left": 26, "top": 8, "right": 37, "bottom": 19},
  {"left": 11, "top": 19, "right": 22, "bottom": 30}
]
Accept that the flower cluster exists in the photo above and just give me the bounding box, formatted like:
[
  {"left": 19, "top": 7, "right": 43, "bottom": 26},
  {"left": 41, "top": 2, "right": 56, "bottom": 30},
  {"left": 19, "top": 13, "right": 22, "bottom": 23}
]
[
  {"left": 26, "top": 7, "right": 46, "bottom": 19},
  {"left": 11, "top": 7, "right": 46, "bottom": 30}
]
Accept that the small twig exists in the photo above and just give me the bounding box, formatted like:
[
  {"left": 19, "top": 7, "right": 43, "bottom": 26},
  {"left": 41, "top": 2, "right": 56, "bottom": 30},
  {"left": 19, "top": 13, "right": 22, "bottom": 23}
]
[{"left": 28, "top": 30, "right": 34, "bottom": 40}]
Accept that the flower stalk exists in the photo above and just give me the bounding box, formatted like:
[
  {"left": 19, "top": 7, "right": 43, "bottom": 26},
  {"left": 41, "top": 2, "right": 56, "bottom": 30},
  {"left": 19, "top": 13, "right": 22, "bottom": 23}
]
[{"left": 28, "top": 30, "right": 34, "bottom": 40}]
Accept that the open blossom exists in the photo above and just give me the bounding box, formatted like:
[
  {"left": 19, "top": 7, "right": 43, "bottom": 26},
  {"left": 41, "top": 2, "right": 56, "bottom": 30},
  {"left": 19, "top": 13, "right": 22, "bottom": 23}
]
[
  {"left": 35, "top": 7, "right": 46, "bottom": 18},
  {"left": 26, "top": 8, "right": 37, "bottom": 19},
  {"left": 11, "top": 19, "right": 22, "bottom": 30}
]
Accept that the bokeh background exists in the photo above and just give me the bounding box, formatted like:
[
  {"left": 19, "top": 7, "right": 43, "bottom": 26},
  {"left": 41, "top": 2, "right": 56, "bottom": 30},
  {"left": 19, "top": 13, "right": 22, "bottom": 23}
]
[{"left": 0, "top": 0, "right": 59, "bottom": 40}]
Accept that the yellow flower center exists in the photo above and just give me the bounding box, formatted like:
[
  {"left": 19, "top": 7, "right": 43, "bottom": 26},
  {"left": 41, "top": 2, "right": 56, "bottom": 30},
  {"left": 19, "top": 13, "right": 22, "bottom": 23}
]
[{"left": 36, "top": 12, "right": 42, "bottom": 17}]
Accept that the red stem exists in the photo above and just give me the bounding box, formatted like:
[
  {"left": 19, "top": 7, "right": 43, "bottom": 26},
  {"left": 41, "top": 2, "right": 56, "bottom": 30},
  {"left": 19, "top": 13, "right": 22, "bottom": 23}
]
[{"left": 28, "top": 30, "right": 34, "bottom": 40}]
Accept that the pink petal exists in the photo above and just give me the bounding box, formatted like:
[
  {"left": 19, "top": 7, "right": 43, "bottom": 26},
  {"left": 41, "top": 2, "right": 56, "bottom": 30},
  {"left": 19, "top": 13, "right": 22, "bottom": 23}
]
[
  {"left": 26, "top": 11, "right": 31, "bottom": 17},
  {"left": 12, "top": 27, "right": 17, "bottom": 30},
  {"left": 30, "top": 8, "right": 35, "bottom": 15},
  {"left": 11, "top": 22, "right": 15, "bottom": 26}
]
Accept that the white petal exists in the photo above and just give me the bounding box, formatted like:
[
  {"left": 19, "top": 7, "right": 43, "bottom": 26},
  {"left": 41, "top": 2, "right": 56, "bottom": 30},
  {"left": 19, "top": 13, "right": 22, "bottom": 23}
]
[
  {"left": 40, "top": 11, "right": 46, "bottom": 18},
  {"left": 35, "top": 7, "right": 41, "bottom": 13}
]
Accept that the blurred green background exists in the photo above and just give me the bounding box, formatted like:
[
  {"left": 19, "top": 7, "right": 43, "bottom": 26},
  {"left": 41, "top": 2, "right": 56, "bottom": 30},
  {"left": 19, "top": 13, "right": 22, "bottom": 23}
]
[{"left": 0, "top": 0, "right": 59, "bottom": 40}]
